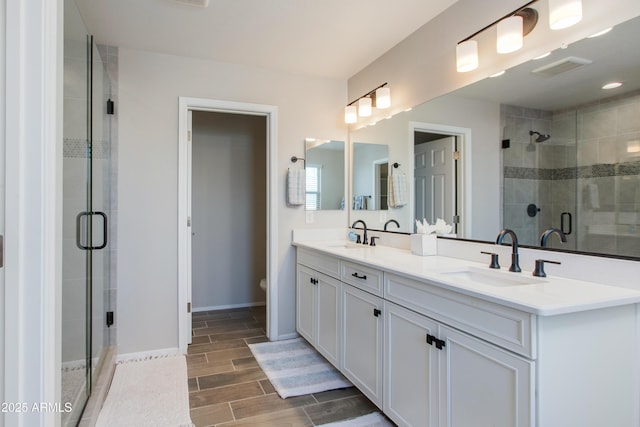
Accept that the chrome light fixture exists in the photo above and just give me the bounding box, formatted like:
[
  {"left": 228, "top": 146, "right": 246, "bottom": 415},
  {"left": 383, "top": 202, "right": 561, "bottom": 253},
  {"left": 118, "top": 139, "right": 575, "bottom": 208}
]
[
  {"left": 456, "top": 0, "right": 583, "bottom": 73},
  {"left": 344, "top": 83, "right": 390, "bottom": 124}
]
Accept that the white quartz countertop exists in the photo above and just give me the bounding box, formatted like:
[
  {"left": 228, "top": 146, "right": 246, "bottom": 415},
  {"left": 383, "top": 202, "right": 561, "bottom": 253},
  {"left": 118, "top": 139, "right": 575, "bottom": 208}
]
[{"left": 293, "top": 240, "right": 640, "bottom": 316}]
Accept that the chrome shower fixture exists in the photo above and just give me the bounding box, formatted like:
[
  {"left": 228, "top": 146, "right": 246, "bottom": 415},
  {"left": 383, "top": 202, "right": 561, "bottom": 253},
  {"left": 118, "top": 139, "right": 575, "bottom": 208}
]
[{"left": 529, "top": 130, "right": 551, "bottom": 142}]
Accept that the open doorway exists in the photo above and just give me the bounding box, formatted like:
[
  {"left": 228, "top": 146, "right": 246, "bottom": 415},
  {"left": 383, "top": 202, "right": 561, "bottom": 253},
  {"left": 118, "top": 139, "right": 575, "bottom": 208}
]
[
  {"left": 178, "top": 98, "right": 278, "bottom": 353},
  {"left": 410, "top": 122, "right": 472, "bottom": 237},
  {"left": 190, "top": 111, "right": 266, "bottom": 313}
]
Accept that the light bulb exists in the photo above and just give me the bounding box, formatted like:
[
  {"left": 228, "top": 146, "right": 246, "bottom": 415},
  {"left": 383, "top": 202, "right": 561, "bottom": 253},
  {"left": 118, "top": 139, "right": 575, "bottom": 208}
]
[
  {"left": 358, "top": 97, "right": 372, "bottom": 117},
  {"left": 456, "top": 40, "right": 478, "bottom": 72},
  {"left": 549, "top": 0, "right": 582, "bottom": 30},
  {"left": 375, "top": 87, "right": 391, "bottom": 109},
  {"left": 497, "top": 15, "right": 523, "bottom": 54},
  {"left": 344, "top": 105, "right": 357, "bottom": 124}
]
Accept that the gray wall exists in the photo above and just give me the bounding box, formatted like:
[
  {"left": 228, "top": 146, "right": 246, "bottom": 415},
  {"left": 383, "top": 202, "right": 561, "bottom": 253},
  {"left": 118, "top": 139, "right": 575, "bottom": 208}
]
[
  {"left": 116, "top": 47, "right": 346, "bottom": 354},
  {"left": 191, "top": 111, "right": 267, "bottom": 309}
]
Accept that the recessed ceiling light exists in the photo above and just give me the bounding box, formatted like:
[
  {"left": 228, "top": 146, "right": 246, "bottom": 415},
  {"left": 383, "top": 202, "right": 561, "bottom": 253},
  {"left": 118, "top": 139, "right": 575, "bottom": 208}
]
[
  {"left": 490, "top": 70, "right": 505, "bottom": 78},
  {"left": 588, "top": 27, "right": 612, "bottom": 38},
  {"left": 533, "top": 52, "right": 551, "bottom": 60},
  {"left": 602, "top": 82, "right": 622, "bottom": 90}
]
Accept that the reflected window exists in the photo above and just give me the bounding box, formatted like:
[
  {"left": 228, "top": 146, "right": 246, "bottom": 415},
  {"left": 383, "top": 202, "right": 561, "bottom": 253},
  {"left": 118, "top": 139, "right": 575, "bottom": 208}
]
[{"left": 306, "top": 165, "right": 321, "bottom": 210}]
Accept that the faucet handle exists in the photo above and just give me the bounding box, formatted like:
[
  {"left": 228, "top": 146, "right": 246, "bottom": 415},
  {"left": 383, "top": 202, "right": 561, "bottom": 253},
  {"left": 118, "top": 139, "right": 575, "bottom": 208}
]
[
  {"left": 480, "top": 251, "right": 500, "bottom": 269},
  {"left": 355, "top": 234, "right": 361, "bottom": 244},
  {"left": 533, "top": 259, "right": 561, "bottom": 278},
  {"left": 370, "top": 236, "right": 379, "bottom": 246}
]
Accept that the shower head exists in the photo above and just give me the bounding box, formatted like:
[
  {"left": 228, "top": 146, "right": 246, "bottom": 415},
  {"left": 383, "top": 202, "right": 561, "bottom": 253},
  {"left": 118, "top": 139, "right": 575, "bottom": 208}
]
[{"left": 529, "top": 130, "right": 551, "bottom": 142}]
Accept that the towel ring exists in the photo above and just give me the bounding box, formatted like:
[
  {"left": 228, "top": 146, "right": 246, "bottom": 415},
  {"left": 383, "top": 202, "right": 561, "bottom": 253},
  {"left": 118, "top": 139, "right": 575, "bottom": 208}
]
[{"left": 291, "top": 156, "right": 306, "bottom": 168}]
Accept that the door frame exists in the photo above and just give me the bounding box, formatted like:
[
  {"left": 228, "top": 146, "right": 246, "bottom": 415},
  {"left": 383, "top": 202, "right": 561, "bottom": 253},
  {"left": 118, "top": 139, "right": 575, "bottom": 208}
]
[
  {"left": 409, "top": 122, "right": 472, "bottom": 238},
  {"left": 178, "top": 97, "right": 278, "bottom": 353}
]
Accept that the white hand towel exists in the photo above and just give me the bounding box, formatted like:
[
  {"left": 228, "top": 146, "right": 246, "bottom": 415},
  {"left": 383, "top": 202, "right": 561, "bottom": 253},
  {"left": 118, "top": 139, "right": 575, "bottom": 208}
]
[
  {"left": 287, "top": 168, "right": 306, "bottom": 206},
  {"left": 389, "top": 173, "right": 408, "bottom": 208}
]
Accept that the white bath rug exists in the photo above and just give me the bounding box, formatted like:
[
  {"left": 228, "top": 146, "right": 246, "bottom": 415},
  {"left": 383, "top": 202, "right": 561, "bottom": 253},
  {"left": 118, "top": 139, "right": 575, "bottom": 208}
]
[
  {"left": 248, "top": 337, "right": 352, "bottom": 399},
  {"left": 318, "top": 412, "right": 394, "bottom": 427},
  {"left": 95, "top": 355, "right": 193, "bottom": 427}
]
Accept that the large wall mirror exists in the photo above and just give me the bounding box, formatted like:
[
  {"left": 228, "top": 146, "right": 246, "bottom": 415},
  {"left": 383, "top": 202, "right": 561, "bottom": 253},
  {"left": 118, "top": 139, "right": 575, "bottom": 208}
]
[
  {"left": 305, "top": 139, "right": 345, "bottom": 210},
  {"left": 349, "top": 14, "right": 640, "bottom": 259}
]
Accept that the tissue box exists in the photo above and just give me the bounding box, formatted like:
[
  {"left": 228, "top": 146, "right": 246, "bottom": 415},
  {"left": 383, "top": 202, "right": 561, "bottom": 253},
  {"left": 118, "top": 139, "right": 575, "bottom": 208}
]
[{"left": 411, "top": 233, "right": 437, "bottom": 256}]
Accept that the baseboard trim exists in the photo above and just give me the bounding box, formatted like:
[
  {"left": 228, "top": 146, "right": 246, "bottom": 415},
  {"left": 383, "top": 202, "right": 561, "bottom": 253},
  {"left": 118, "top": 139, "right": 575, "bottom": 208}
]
[
  {"left": 274, "top": 332, "right": 299, "bottom": 341},
  {"left": 193, "top": 301, "right": 266, "bottom": 312},
  {"left": 116, "top": 347, "right": 183, "bottom": 364}
]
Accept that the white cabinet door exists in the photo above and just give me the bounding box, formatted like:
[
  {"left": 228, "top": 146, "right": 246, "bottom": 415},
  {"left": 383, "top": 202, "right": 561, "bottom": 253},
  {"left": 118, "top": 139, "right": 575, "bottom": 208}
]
[
  {"left": 384, "top": 302, "right": 439, "bottom": 427},
  {"left": 296, "top": 265, "right": 316, "bottom": 344},
  {"left": 439, "top": 325, "right": 534, "bottom": 427},
  {"left": 342, "top": 284, "right": 384, "bottom": 408},
  {"left": 316, "top": 273, "right": 341, "bottom": 367}
]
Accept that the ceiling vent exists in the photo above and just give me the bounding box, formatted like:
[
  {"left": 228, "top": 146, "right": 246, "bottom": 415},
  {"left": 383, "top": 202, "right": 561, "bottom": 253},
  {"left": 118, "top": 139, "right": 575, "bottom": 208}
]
[
  {"left": 531, "top": 56, "right": 592, "bottom": 77},
  {"left": 173, "top": 0, "right": 209, "bottom": 7}
]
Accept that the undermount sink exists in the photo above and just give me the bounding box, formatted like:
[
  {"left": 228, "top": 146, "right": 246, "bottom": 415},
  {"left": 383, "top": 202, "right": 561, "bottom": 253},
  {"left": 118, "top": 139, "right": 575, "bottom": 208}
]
[{"left": 439, "top": 266, "right": 547, "bottom": 287}]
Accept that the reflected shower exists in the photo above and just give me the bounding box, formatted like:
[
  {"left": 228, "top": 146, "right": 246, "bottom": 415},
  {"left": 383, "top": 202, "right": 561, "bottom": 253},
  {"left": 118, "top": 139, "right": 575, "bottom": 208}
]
[{"left": 529, "top": 130, "right": 551, "bottom": 142}]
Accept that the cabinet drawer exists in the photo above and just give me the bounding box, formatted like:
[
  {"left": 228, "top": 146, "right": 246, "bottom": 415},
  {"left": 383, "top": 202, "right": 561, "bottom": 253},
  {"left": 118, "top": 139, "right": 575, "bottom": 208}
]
[
  {"left": 384, "top": 273, "right": 536, "bottom": 358},
  {"left": 341, "top": 261, "right": 383, "bottom": 296},
  {"left": 297, "top": 248, "right": 341, "bottom": 279}
]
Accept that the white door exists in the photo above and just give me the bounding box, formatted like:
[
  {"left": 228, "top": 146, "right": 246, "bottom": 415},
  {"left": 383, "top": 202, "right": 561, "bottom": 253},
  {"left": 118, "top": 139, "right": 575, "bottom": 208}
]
[
  {"left": 316, "top": 273, "right": 341, "bottom": 367},
  {"left": 342, "top": 285, "right": 384, "bottom": 408},
  {"left": 186, "top": 110, "right": 193, "bottom": 344},
  {"left": 384, "top": 302, "right": 439, "bottom": 427},
  {"left": 415, "top": 136, "right": 455, "bottom": 227},
  {"left": 439, "top": 325, "right": 534, "bottom": 427},
  {"left": 296, "top": 265, "right": 316, "bottom": 343}
]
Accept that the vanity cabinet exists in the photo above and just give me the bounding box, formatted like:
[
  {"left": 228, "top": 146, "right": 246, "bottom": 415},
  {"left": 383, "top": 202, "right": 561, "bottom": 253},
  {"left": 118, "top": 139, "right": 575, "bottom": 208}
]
[
  {"left": 384, "top": 301, "right": 533, "bottom": 427},
  {"left": 341, "top": 283, "right": 384, "bottom": 408},
  {"left": 295, "top": 245, "right": 639, "bottom": 427},
  {"left": 296, "top": 252, "right": 342, "bottom": 367}
]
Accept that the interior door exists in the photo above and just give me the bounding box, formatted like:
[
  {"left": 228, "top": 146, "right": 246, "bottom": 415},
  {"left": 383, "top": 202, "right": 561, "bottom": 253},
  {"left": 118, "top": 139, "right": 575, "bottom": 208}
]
[{"left": 414, "top": 137, "right": 455, "bottom": 227}]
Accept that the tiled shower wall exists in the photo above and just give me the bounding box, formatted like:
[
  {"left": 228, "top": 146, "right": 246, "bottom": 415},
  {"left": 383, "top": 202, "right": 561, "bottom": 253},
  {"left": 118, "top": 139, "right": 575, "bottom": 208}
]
[
  {"left": 574, "top": 90, "right": 640, "bottom": 257},
  {"left": 501, "top": 89, "right": 640, "bottom": 257}
]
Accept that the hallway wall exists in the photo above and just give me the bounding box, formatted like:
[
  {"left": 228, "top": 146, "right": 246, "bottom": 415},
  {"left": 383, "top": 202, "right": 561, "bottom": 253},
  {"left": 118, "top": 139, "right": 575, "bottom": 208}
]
[
  {"left": 191, "top": 111, "right": 267, "bottom": 309},
  {"left": 116, "top": 48, "right": 347, "bottom": 354}
]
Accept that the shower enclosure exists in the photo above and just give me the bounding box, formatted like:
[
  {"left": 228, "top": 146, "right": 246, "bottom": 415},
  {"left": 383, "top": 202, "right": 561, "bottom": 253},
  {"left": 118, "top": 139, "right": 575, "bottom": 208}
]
[
  {"left": 62, "top": 0, "right": 114, "bottom": 424},
  {"left": 502, "top": 92, "right": 640, "bottom": 258}
]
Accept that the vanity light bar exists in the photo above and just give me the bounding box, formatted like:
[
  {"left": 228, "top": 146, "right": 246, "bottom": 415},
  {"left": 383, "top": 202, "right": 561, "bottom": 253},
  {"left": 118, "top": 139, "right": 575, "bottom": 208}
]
[
  {"left": 456, "top": 0, "right": 583, "bottom": 73},
  {"left": 344, "top": 82, "right": 390, "bottom": 124}
]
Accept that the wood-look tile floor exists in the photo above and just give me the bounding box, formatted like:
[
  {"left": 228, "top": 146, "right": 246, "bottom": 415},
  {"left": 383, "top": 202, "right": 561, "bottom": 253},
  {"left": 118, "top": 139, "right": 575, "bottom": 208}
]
[{"left": 187, "top": 306, "right": 394, "bottom": 426}]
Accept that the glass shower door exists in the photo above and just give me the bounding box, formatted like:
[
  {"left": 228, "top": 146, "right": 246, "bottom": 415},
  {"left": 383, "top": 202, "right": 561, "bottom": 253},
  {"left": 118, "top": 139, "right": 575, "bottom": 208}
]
[
  {"left": 63, "top": 1, "right": 111, "bottom": 423},
  {"left": 501, "top": 105, "right": 578, "bottom": 249}
]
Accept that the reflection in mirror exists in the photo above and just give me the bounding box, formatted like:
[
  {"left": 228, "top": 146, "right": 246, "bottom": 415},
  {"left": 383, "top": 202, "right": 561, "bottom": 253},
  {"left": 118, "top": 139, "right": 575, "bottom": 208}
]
[
  {"left": 304, "top": 139, "right": 345, "bottom": 211},
  {"left": 352, "top": 142, "right": 389, "bottom": 211},
  {"left": 348, "top": 15, "right": 640, "bottom": 259}
]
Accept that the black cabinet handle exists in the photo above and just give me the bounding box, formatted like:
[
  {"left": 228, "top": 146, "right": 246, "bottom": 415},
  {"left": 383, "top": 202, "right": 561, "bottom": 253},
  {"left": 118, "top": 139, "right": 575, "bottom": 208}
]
[
  {"left": 373, "top": 308, "right": 381, "bottom": 317},
  {"left": 352, "top": 272, "right": 367, "bottom": 280},
  {"left": 426, "top": 334, "right": 446, "bottom": 350}
]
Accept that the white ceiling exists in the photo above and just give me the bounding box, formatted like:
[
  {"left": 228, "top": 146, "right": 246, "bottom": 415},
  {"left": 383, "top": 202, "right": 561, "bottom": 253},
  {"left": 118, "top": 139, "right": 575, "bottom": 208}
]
[{"left": 75, "top": 0, "right": 458, "bottom": 80}]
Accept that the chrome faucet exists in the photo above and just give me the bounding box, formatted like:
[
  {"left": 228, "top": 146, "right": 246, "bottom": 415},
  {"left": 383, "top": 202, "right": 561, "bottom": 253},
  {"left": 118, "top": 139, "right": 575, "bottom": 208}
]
[
  {"left": 496, "top": 229, "right": 521, "bottom": 272},
  {"left": 351, "top": 220, "right": 368, "bottom": 245},
  {"left": 384, "top": 219, "right": 400, "bottom": 231},
  {"left": 540, "top": 228, "right": 567, "bottom": 247}
]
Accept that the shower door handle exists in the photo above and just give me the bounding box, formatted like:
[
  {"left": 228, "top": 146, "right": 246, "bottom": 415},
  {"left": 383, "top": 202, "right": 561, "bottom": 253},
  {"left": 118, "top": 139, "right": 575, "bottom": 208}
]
[
  {"left": 76, "top": 211, "right": 108, "bottom": 250},
  {"left": 560, "top": 212, "right": 572, "bottom": 236}
]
